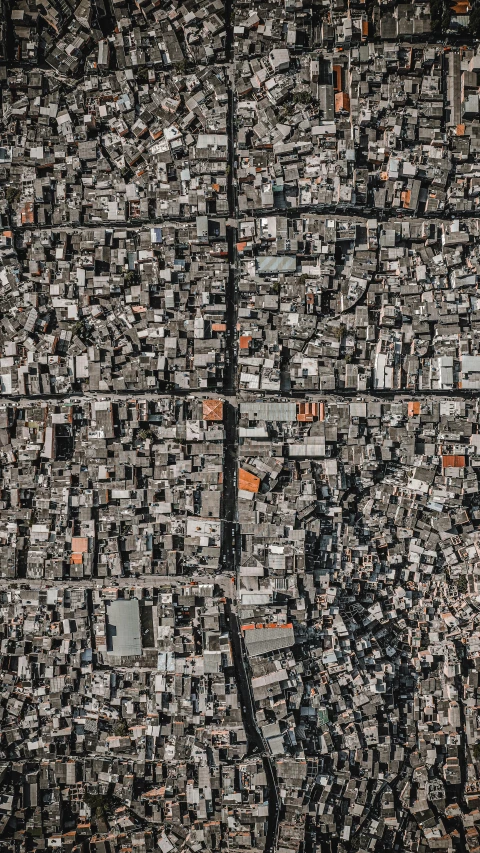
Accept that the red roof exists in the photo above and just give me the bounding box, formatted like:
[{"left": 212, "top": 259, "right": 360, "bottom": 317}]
[
  {"left": 442, "top": 455, "right": 465, "bottom": 468},
  {"left": 239, "top": 469, "right": 260, "bottom": 493},
  {"left": 203, "top": 400, "right": 224, "bottom": 422}
]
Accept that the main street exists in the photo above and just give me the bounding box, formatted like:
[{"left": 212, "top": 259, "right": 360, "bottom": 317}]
[
  {"left": 220, "top": 0, "right": 280, "bottom": 849},
  {"left": 1, "top": 389, "right": 480, "bottom": 405}
]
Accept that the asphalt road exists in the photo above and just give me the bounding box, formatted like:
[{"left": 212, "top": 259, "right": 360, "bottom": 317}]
[
  {"left": 227, "top": 609, "right": 281, "bottom": 853},
  {"left": 221, "top": 402, "right": 238, "bottom": 575},
  {"left": 4, "top": 574, "right": 237, "bottom": 591},
  {"left": 221, "top": 3, "right": 280, "bottom": 850},
  {"left": 2, "top": 388, "right": 480, "bottom": 405}
]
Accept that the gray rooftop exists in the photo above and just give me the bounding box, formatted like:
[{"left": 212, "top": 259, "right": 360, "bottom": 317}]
[
  {"left": 240, "top": 402, "right": 297, "bottom": 421},
  {"left": 256, "top": 256, "right": 297, "bottom": 274},
  {"left": 106, "top": 599, "right": 142, "bottom": 657},
  {"left": 244, "top": 624, "right": 295, "bottom": 657}
]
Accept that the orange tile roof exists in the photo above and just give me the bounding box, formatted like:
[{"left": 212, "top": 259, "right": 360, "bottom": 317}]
[
  {"left": 239, "top": 468, "right": 261, "bottom": 493},
  {"left": 332, "top": 65, "right": 342, "bottom": 92},
  {"left": 442, "top": 455, "right": 465, "bottom": 468},
  {"left": 71, "top": 537, "right": 88, "bottom": 553},
  {"left": 335, "top": 92, "right": 350, "bottom": 113},
  {"left": 21, "top": 202, "right": 34, "bottom": 225},
  {"left": 239, "top": 335, "right": 252, "bottom": 349},
  {"left": 297, "top": 402, "right": 319, "bottom": 422},
  {"left": 203, "top": 400, "right": 224, "bottom": 422},
  {"left": 408, "top": 401, "right": 421, "bottom": 416}
]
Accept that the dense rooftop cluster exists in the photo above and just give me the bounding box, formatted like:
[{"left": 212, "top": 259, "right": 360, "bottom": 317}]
[
  {"left": 0, "top": 223, "right": 231, "bottom": 395},
  {"left": 3, "top": 0, "right": 480, "bottom": 852},
  {"left": 0, "top": 397, "right": 226, "bottom": 579},
  {"left": 236, "top": 214, "right": 480, "bottom": 394}
]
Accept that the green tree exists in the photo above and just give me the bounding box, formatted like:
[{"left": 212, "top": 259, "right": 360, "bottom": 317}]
[
  {"left": 113, "top": 719, "right": 129, "bottom": 736},
  {"left": 470, "top": 1, "right": 480, "bottom": 35},
  {"left": 5, "top": 186, "right": 21, "bottom": 205},
  {"left": 430, "top": 0, "right": 450, "bottom": 32}
]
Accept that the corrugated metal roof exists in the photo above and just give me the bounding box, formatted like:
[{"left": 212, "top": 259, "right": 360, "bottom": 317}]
[
  {"left": 244, "top": 625, "right": 294, "bottom": 657},
  {"left": 106, "top": 599, "right": 142, "bottom": 657},
  {"left": 289, "top": 439, "right": 326, "bottom": 457},
  {"left": 462, "top": 355, "right": 480, "bottom": 373},
  {"left": 240, "top": 402, "right": 297, "bottom": 421},
  {"left": 256, "top": 256, "right": 296, "bottom": 274},
  {"left": 442, "top": 455, "right": 465, "bottom": 468},
  {"left": 197, "top": 134, "right": 228, "bottom": 147}
]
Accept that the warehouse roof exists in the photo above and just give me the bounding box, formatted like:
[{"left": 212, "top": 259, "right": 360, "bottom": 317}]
[
  {"left": 240, "top": 402, "right": 297, "bottom": 421},
  {"left": 106, "top": 599, "right": 142, "bottom": 657},
  {"left": 243, "top": 624, "right": 295, "bottom": 657},
  {"left": 256, "top": 256, "right": 297, "bottom": 274}
]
